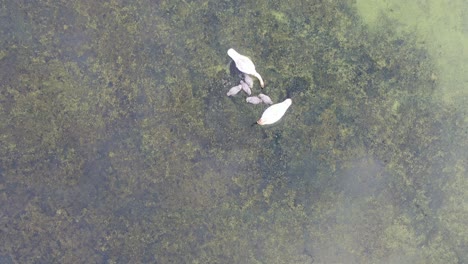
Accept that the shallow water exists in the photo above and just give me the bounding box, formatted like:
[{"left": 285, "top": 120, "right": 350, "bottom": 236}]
[{"left": 0, "top": 0, "right": 467, "bottom": 263}]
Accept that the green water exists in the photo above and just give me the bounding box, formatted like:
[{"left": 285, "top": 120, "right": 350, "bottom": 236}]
[{"left": 0, "top": 0, "right": 466, "bottom": 263}]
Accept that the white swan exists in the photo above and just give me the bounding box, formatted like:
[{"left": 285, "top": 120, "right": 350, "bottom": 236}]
[
  {"left": 227, "top": 48, "right": 264, "bottom": 88},
  {"left": 257, "top": 99, "right": 292, "bottom": 125}
]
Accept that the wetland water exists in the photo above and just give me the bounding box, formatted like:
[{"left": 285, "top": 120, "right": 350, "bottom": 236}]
[{"left": 1, "top": 0, "right": 467, "bottom": 263}]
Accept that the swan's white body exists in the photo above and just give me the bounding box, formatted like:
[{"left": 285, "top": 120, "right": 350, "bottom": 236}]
[
  {"left": 227, "top": 49, "right": 264, "bottom": 88},
  {"left": 257, "top": 99, "right": 292, "bottom": 125}
]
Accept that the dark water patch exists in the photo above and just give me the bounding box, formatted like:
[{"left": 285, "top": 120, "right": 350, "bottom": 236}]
[{"left": 285, "top": 76, "right": 311, "bottom": 98}]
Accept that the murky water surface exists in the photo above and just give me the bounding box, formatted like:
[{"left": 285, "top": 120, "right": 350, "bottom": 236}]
[{"left": 1, "top": 0, "right": 466, "bottom": 263}]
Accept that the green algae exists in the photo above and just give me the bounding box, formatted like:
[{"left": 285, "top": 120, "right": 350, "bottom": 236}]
[
  {"left": 356, "top": 0, "right": 468, "bottom": 105},
  {"left": 0, "top": 0, "right": 467, "bottom": 263}
]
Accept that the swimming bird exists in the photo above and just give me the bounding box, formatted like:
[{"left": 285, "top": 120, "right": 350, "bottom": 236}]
[
  {"left": 246, "top": 96, "right": 264, "bottom": 104},
  {"left": 243, "top": 74, "right": 254, "bottom": 88},
  {"left": 227, "top": 48, "right": 265, "bottom": 88},
  {"left": 257, "top": 98, "right": 292, "bottom": 125},
  {"left": 227, "top": 85, "right": 242, "bottom": 96},
  {"left": 240, "top": 80, "right": 252, "bottom": 95},
  {"left": 258, "top": 93, "right": 273, "bottom": 104}
]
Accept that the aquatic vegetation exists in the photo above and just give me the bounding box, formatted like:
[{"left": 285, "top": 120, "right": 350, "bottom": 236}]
[{"left": 0, "top": 0, "right": 466, "bottom": 263}]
